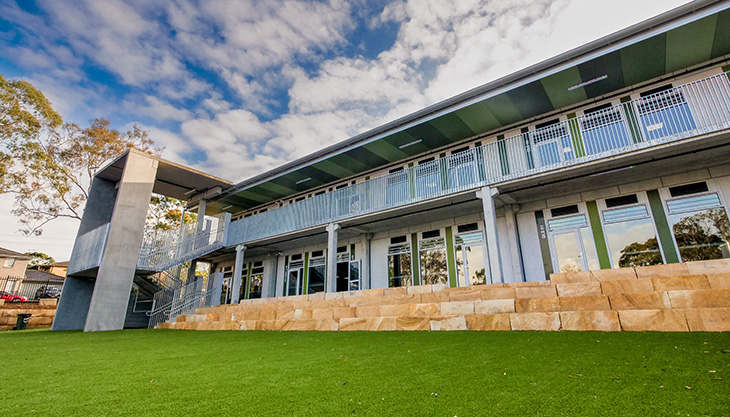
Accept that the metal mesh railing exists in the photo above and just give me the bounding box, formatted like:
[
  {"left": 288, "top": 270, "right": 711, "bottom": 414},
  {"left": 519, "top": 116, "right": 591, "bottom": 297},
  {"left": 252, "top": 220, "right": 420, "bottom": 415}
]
[{"left": 226, "top": 71, "right": 730, "bottom": 246}]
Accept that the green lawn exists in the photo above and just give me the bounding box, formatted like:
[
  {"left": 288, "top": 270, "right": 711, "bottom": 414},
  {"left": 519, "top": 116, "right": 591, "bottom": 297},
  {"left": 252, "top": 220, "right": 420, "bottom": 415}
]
[{"left": 0, "top": 329, "right": 728, "bottom": 416}]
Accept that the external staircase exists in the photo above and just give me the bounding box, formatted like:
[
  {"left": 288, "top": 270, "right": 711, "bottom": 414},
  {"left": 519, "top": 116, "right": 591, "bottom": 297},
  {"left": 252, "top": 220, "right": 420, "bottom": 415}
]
[{"left": 159, "top": 259, "right": 730, "bottom": 332}]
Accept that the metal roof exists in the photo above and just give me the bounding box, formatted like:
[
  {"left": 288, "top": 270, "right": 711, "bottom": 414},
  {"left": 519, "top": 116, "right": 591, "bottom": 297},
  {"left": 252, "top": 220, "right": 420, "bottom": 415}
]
[{"left": 209, "top": 0, "right": 730, "bottom": 214}]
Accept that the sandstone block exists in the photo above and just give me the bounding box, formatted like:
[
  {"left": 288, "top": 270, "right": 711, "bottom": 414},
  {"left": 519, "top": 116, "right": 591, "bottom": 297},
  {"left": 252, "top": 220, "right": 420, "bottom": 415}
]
[
  {"left": 600, "top": 279, "right": 654, "bottom": 295},
  {"left": 707, "top": 274, "right": 730, "bottom": 289},
  {"left": 39, "top": 299, "right": 57, "bottom": 307},
  {"left": 549, "top": 271, "right": 594, "bottom": 284},
  {"left": 365, "top": 317, "right": 397, "bottom": 331},
  {"left": 608, "top": 292, "right": 670, "bottom": 310},
  {"left": 259, "top": 311, "right": 277, "bottom": 321},
  {"left": 276, "top": 310, "right": 295, "bottom": 320},
  {"left": 240, "top": 320, "right": 260, "bottom": 330},
  {"left": 666, "top": 289, "right": 730, "bottom": 309},
  {"left": 360, "top": 288, "right": 385, "bottom": 298},
  {"left": 408, "top": 303, "right": 440, "bottom": 317},
  {"left": 287, "top": 295, "right": 309, "bottom": 302},
  {"left": 319, "top": 299, "right": 347, "bottom": 308},
  {"left": 515, "top": 286, "right": 557, "bottom": 299},
  {"left": 332, "top": 307, "right": 356, "bottom": 319},
  {"left": 475, "top": 299, "right": 515, "bottom": 314},
  {"left": 339, "top": 317, "right": 367, "bottom": 331},
  {"left": 465, "top": 314, "right": 511, "bottom": 331},
  {"left": 316, "top": 319, "right": 339, "bottom": 331},
  {"left": 389, "top": 295, "right": 419, "bottom": 304},
  {"left": 176, "top": 315, "right": 187, "bottom": 323},
  {"left": 419, "top": 291, "right": 450, "bottom": 303},
  {"left": 431, "top": 283, "right": 449, "bottom": 293},
  {"left": 383, "top": 287, "right": 408, "bottom": 296},
  {"left": 290, "top": 320, "right": 318, "bottom": 331},
  {"left": 396, "top": 316, "right": 430, "bottom": 331},
  {"left": 686, "top": 259, "right": 730, "bottom": 275},
  {"left": 355, "top": 305, "right": 380, "bottom": 317},
  {"left": 307, "top": 293, "right": 325, "bottom": 301},
  {"left": 449, "top": 289, "right": 482, "bottom": 302},
  {"left": 590, "top": 268, "right": 637, "bottom": 281},
  {"left": 342, "top": 291, "right": 362, "bottom": 299},
  {"left": 312, "top": 309, "right": 334, "bottom": 320},
  {"left": 380, "top": 304, "right": 410, "bottom": 317},
  {"left": 515, "top": 297, "right": 560, "bottom": 313},
  {"left": 259, "top": 320, "right": 278, "bottom": 331},
  {"left": 652, "top": 275, "right": 710, "bottom": 291},
  {"left": 293, "top": 309, "right": 313, "bottom": 319},
  {"left": 481, "top": 287, "right": 516, "bottom": 300},
  {"left": 243, "top": 311, "right": 261, "bottom": 320},
  {"left": 510, "top": 313, "right": 561, "bottom": 331},
  {"left": 441, "top": 301, "right": 475, "bottom": 315},
  {"left": 28, "top": 317, "right": 53, "bottom": 326},
  {"left": 324, "top": 292, "right": 343, "bottom": 300},
  {"left": 618, "top": 309, "right": 688, "bottom": 331},
  {"left": 560, "top": 311, "right": 620, "bottom": 331},
  {"left": 559, "top": 295, "right": 610, "bottom": 311},
  {"left": 407, "top": 285, "right": 432, "bottom": 295},
  {"left": 556, "top": 282, "right": 602, "bottom": 297},
  {"left": 430, "top": 316, "right": 467, "bottom": 331},
  {"left": 684, "top": 308, "right": 730, "bottom": 332},
  {"left": 635, "top": 263, "right": 689, "bottom": 279}
]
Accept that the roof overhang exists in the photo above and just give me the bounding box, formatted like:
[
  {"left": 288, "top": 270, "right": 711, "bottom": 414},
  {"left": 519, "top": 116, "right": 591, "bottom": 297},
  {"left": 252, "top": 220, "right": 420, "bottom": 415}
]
[
  {"left": 94, "top": 149, "right": 233, "bottom": 207},
  {"left": 208, "top": 0, "right": 730, "bottom": 214}
]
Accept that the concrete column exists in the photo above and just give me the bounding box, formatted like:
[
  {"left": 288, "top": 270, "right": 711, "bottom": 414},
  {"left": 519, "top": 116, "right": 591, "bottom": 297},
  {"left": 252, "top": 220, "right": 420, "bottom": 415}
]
[
  {"left": 504, "top": 205, "right": 524, "bottom": 282},
  {"left": 196, "top": 199, "right": 207, "bottom": 232},
  {"left": 52, "top": 277, "right": 95, "bottom": 331},
  {"left": 84, "top": 151, "right": 159, "bottom": 332},
  {"left": 363, "top": 234, "right": 373, "bottom": 290},
  {"left": 231, "top": 245, "right": 246, "bottom": 304},
  {"left": 326, "top": 223, "right": 340, "bottom": 293},
  {"left": 477, "top": 186, "right": 503, "bottom": 284},
  {"left": 209, "top": 272, "right": 223, "bottom": 306},
  {"left": 186, "top": 260, "right": 198, "bottom": 283}
]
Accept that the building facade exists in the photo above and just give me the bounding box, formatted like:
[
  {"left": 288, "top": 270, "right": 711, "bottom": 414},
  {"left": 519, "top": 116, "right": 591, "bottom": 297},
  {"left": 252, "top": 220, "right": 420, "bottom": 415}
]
[{"left": 55, "top": 0, "right": 730, "bottom": 331}]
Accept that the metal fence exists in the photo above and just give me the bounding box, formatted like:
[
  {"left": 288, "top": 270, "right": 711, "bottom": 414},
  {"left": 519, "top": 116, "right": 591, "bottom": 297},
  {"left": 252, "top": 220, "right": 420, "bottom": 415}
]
[
  {"left": 0, "top": 275, "right": 64, "bottom": 302},
  {"left": 226, "top": 71, "right": 730, "bottom": 245}
]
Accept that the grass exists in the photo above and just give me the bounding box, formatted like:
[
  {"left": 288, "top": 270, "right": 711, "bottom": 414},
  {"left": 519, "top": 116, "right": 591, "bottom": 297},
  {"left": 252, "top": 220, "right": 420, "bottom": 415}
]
[{"left": 0, "top": 329, "right": 728, "bottom": 416}]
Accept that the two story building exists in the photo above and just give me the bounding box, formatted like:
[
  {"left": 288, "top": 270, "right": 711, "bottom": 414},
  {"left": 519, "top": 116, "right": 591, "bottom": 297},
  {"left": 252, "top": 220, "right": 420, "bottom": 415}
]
[{"left": 55, "top": 0, "right": 730, "bottom": 331}]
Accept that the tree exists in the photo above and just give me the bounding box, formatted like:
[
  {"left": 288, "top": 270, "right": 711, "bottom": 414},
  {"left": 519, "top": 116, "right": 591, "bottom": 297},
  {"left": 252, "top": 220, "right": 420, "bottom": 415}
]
[
  {"left": 146, "top": 195, "right": 197, "bottom": 231},
  {"left": 24, "top": 251, "right": 55, "bottom": 269},
  {"left": 672, "top": 209, "right": 730, "bottom": 262},
  {"left": 618, "top": 237, "right": 663, "bottom": 267},
  {"left": 4, "top": 117, "right": 162, "bottom": 235}
]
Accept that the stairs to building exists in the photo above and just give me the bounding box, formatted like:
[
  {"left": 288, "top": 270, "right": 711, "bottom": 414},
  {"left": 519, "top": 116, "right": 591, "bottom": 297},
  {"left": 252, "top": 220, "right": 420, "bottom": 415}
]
[{"left": 159, "top": 259, "right": 730, "bottom": 332}]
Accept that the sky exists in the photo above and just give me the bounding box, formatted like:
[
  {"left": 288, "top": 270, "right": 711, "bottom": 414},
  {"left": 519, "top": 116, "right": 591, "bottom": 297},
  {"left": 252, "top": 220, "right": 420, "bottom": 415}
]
[{"left": 0, "top": 0, "right": 691, "bottom": 261}]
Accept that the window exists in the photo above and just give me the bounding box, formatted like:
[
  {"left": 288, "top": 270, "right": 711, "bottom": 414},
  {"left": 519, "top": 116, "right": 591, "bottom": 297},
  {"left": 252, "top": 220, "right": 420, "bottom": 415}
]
[
  {"left": 248, "top": 262, "right": 264, "bottom": 299},
  {"left": 602, "top": 202, "right": 662, "bottom": 268},
  {"left": 388, "top": 242, "right": 412, "bottom": 287},
  {"left": 3, "top": 258, "right": 15, "bottom": 268},
  {"left": 307, "top": 255, "right": 326, "bottom": 294},
  {"left": 666, "top": 193, "right": 730, "bottom": 262},
  {"left": 419, "top": 237, "right": 448, "bottom": 285}
]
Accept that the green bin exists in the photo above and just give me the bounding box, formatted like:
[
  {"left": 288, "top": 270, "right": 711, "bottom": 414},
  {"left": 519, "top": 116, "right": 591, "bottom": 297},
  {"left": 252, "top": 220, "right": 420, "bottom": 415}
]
[{"left": 15, "top": 313, "right": 32, "bottom": 330}]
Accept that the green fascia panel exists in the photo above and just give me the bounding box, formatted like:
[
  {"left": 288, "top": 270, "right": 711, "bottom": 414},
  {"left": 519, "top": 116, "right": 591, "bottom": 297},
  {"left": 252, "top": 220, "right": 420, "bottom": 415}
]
[
  {"left": 666, "top": 14, "right": 717, "bottom": 73},
  {"left": 454, "top": 102, "right": 502, "bottom": 134},
  {"left": 578, "top": 51, "right": 626, "bottom": 99},
  {"left": 254, "top": 182, "right": 296, "bottom": 199},
  {"left": 404, "top": 122, "right": 453, "bottom": 150},
  {"left": 540, "top": 66, "right": 587, "bottom": 109},
  {"left": 428, "top": 112, "right": 476, "bottom": 142},
  {"left": 505, "top": 81, "right": 555, "bottom": 120},
  {"left": 711, "top": 10, "right": 730, "bottom": 59},
  {"left": 381, "top": 131, "right": 429, "bottom": 158},
  {"left": 327, "top": 153, "right": 372, "bottom": 175},
  {"left": 312, "top": 159, "right": 356, "bottom": 178},
  {"left": 362, "top": 141, "right": 409, "bottom": 163},
  {"left": 620, "top": 33, "right": 667, "bottom": 87},
  {"left": 647, "top": 189, "right": 680, "bottom": 264},
  {"left": 586, "top": 201, "right": 612, "bottom": 270},
  {"left": 235, "top": 190, "right": 271, "bottom": 204},
  {"left": 297, "top": 166, "right": 340, "bottom": 185},
  {"left": 534, "top": 211, "right": 554, "bottom": 278},
  {"left": 483, "top": 94, "right": 524, "bottom": 126},
  {"left": 344, "top": 147, "right": 389, "bottom": 169},
  {"left": 244, "top": 263, "right": 252, "bottom": 299},
  {"left": 303, "top": 252, "right": 310, "bottom": 294},
  {"left": 411, "top": 233, "right": 420, "bottom": 286},
  {"left": 567, "top": 117, "right": 586, "bottom": 158},
  {"left": 445, "top": 226, "right": 457, "bottom": 288}
]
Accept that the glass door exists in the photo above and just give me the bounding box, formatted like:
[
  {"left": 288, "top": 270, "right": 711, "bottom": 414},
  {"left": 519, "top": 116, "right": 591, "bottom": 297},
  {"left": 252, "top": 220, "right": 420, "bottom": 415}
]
[
  {"left": 552, "top": 230, "right": 587, "bottom": 273},
  {"left": 348, "top": 260, "right": 361, "bottom": 291},
  {"left": 286, "top": 268, "right": 301, "bottom": 296},
  {"left": 455, "top": 231, "right": 489, "bottom": 286}
]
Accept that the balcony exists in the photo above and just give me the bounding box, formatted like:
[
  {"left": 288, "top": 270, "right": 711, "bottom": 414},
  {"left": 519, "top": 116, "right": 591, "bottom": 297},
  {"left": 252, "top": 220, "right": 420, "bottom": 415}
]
[{"left": 226, "top": 72, "right": 730, "bottom": 245}]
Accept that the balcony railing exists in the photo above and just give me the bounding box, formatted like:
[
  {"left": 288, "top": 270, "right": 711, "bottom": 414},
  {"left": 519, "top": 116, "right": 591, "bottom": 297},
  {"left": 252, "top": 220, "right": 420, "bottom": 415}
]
[
  {"left": 67, "top": 223, "right": 110, "bottom": 275},
  {"left": 137, "top": 213, "right": 229, "bottom": 272},
  {"left": 226, "top": 71, "right": 730, "bottom": 245}
]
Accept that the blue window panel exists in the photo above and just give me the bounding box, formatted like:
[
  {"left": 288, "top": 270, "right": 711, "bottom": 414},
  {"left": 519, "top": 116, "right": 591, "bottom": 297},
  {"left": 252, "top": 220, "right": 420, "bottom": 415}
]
[
  {"left": 639, "top": 102, "right": 696, "bottom": 141},
  {"left": 583, "top": 121, "right": 633, "bottom": 155}
]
